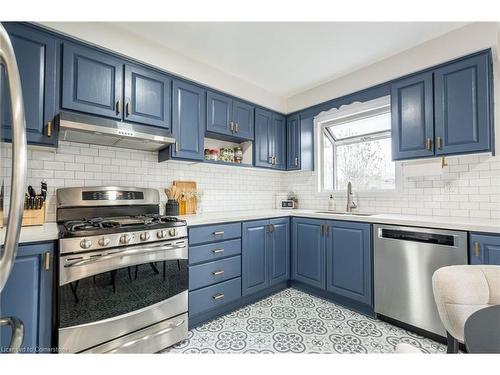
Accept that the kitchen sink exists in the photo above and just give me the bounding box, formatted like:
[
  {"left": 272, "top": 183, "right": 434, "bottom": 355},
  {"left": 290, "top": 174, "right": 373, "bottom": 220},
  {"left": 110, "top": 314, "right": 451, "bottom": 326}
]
[{"left": 315, "top": 211, "right": 374, "bottom": 216}]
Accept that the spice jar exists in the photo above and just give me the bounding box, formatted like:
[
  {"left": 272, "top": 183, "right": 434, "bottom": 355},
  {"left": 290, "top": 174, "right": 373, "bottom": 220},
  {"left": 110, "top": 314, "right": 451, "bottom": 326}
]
[{"left": 234, "top": 147, "right": 243, "bottom": 163}]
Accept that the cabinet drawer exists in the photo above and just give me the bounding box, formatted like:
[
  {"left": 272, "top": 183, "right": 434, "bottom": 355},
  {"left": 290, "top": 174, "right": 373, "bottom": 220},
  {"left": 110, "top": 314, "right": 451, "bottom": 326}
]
[
  {"left": 189, "top": 223, "right": 241, "bottom": 245},
  {"left": 189, "top": 239, "right": 241, "bottom": 265},
  {"left": 189, "top": 277, "right": 241, "bottom": 316},
  {"left": 189, "top": 256, "right": 241, "bottom": 290}
]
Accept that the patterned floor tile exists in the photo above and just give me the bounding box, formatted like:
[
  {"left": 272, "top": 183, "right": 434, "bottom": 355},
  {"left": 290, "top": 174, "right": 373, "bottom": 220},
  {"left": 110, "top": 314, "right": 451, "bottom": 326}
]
[{"left": 163, "top": 288, "right": 446, "bottom": 354}]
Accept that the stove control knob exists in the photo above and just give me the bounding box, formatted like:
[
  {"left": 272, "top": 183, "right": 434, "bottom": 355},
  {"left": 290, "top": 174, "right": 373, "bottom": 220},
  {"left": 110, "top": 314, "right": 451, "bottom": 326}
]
[
  {"left": 80, "top": 239, "right": 92, "bottom": 249},
  {"left": 120, "top": 234, "right": 132, "bottom": 244},
  {"left": 169, "top": 228, "right": 178, "bottom": 237},
  {"left": 98, "top": 237, "right": 110, "bottom": 247},
  {"left": 157, "top": 230, "right": 167, "bottom": 239},
  {"left": 140, "top": 232, "right": 150, "bottom": 241}
]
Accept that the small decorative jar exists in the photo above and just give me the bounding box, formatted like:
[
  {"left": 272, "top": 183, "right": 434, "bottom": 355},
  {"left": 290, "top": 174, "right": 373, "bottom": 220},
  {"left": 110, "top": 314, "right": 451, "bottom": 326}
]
[
  {"left": 204, "top": 149, "right": 211, "bottom": 160},
  {"left": 234, "top": 147, "right": 243, "bottom": 163},
  {"left": 210, "top": 149, "right": 219, "bottom": 161}
]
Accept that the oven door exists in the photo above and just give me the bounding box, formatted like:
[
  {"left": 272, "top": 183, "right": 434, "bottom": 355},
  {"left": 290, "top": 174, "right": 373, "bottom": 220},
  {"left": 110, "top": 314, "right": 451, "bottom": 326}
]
[{"left": 58, "top": 238, "right": 188, "bottom": 353}]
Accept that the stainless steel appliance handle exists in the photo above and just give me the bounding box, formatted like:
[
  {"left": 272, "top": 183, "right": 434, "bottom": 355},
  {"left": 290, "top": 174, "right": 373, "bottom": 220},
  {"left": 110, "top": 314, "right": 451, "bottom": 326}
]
[
  {"left": 103, "top": 319, "right": 185, "bottom": 354},
  {"left": 64, "top": 243, "right": 186, "bottom": 268},
  {"left": 0, "top": 316, "right": 24, "bottom": 353},
  {"left": 0, "top": 24, "right": 28, "bottom": 292}
]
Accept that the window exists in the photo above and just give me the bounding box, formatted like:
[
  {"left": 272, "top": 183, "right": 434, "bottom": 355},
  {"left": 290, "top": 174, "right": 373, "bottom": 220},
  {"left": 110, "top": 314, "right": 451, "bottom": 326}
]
[{"left": 317, "top": 96, "right": 395, "bottom": 192}]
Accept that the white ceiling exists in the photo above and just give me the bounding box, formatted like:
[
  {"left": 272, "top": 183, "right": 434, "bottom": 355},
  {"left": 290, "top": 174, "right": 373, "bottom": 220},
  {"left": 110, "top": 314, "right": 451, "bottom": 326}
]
[{"left": 113, "top": 22, "right": 467, "bottom": 98}]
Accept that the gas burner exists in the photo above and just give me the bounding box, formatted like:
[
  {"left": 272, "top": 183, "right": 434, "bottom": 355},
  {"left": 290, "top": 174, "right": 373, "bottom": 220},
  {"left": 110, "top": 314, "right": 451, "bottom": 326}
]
[{"left": 64, "top": 218, "right": 121, "bottom": 232}]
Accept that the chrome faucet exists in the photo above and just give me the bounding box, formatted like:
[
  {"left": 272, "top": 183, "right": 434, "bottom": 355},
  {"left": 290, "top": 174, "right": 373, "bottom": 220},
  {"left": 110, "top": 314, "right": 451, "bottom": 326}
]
[{"left": 346, "top": 181, "right": 357, "bottom": 212}]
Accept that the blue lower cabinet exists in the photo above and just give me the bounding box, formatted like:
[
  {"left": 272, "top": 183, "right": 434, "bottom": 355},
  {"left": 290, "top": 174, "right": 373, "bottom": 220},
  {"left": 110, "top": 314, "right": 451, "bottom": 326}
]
[
  {"left": 242, "top": 220, "right": 269, "bottom": 295},
  {"left": 0, "top": 242, "right": 54, "bottom": 353},
  {"left": 189, "top": 256, "right": 241, "bottom": 290},
  {"left": 326, "top": 221, "right": 372, "bottom": 305},
  {"left": 188, "top": 277, "right": 242, "bottom": 316},
  {"left": 470, "top": 233, "right": 500, "bottom": 265},
  {"left": 269, "top": 218, "right": 290, "bottom": 285},
  {"left": 291, "top": 218, "right": 325, "bottom": 289}
]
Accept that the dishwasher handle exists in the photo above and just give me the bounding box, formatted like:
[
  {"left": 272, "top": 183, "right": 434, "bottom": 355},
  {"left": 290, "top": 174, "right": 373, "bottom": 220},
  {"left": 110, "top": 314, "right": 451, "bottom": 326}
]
[{"left": 379, "top": 228, "right": 456, "bottom": 247}]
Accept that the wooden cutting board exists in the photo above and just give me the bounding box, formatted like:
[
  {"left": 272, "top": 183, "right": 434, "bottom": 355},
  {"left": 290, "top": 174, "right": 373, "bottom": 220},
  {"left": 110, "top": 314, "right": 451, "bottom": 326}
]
[{"left": 173, "top": 180, "right": 197, "bottom": 214}]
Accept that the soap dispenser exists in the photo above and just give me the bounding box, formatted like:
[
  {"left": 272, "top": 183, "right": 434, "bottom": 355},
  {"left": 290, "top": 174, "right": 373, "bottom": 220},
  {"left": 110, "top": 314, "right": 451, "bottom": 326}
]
[{"left": 328, "top": 194, "right": 335, "bottom": 211}]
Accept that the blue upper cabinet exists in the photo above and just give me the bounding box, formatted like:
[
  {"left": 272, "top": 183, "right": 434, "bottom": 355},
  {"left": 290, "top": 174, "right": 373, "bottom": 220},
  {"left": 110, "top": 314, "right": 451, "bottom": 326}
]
[
  {"left": 231, "top": 99, "right": 254, "bottom": 140},
  {"left": 206, "top": 91, "right": 254, "bottom": 141},
  {"left": 124, "top": 64, "right": 171, "bottom": 129},
  {"left": 291, "top": 218, "right": 325, "bottom": 289},
  {"left": 286, "top": 114, "right": 300, "bottom": 170},
  {"left": 391, "top": 72, "right": 434, "bottom": 160},
  {"left": 325, "top": 221, "right": 372, "bottom": 306},
  {"left": 269, "top": 218, "right": 290, "bottom": 285},
  {"left": 434, "top": 53, "right": 492, "bottom": 156},
  {"left": 206, "top": 91, "right": 232, "bottom": 136},
  {"left": 470, "top": 233, "right": 500, "bottom": 265},
  {"left": 254, "top": 108, "right": 273, "bottom": 168},
  {"left": 242, "top": 220, "right": 269, "bottom": 295},
  {"left": 0, "top": 242, "right": 54, "bottom": 353},
  {"left": 272, "top": 113, "right": 287, "bottom": 170},
  {"left": 1, "top": 23, "right": 57, "bottom": 146},
  {"left": 62, "top": 42, "right": 123, "bottom": 119},
  {"left": 170, "top": 80, "right": 206, "bottom": 161}
]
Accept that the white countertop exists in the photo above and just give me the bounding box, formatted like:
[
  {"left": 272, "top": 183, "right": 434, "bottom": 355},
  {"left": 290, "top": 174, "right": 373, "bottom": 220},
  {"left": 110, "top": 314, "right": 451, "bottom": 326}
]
[
  {"left": 0, "top": 222, "right": 59, "bottom": 246},
  {"left": 180, "top": 209, "right": 500, "bottom": 234}
]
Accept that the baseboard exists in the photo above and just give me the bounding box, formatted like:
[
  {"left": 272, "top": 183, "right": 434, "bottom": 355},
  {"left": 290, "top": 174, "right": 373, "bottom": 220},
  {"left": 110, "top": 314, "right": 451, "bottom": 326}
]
[
  {"left": 188, "top": 281, "right": 289, "bottom": 329},
  {"left": 290, "top": 281, "right": 375, "bottom": 318}
]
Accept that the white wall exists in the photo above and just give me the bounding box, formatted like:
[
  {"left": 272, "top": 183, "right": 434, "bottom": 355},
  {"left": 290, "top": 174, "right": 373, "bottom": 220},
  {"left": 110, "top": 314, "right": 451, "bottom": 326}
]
[{"left": 40, "top": 22, "right": 287, "bottom": 113}]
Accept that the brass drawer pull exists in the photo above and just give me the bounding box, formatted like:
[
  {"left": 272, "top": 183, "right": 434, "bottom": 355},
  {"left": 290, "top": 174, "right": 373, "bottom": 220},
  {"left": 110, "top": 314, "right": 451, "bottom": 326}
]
[
  {"left": 213, "top": 231, "right": 225, "bottom": 236},
  {"left": 213, "top": 293, "right": 225, "bottom": 300},
  {"left": 44, "top": 252, "right": 50, "bottom": 271},
  {"left": 212, "top": 248, "right": 224, "bottom": 254},
  {"left": 474, "top": 241, "right": 480, "bottom": 257},
  {"left": 425, "top": 138, "right": 432, "bottom": 150},
  {"left": 47, "top": 121, "right": 53, "bottom": 137},
  {"left": 212, "top": 270, "right": 225, "bottom": 276}
]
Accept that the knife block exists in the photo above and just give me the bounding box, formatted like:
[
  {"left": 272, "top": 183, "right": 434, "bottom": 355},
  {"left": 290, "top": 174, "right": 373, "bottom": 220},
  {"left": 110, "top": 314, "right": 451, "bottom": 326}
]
[{"left": 22, "top": 204, "right": 46, "bottom": 226}]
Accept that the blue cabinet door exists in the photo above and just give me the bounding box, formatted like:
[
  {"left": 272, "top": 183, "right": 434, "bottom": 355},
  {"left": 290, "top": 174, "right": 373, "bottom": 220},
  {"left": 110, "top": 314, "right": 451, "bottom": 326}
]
[
  {"left": 291, "top": 218, "right": 325, "bottom": 289},
  {"left": 171, "top": 80, "right": 206, "bottom": 161},
  {"left": 232, "top": 99, "right": 254, "bottom": 140},
  {"left": 124, "top": 64, "right": 171, "bottom": 129},
  {"left": 254, "top": 108, "right": 272, "bottom": 168},
  {"left": 62, "top": 42, "right": 123, "bottom": 119},
  {"left": 434, "top": 53, "right": 492, "bottom": 156},
  {"left": 0, "top": 242, "right": 54, "bottom": 353},
  {"left": 326, "top": 221, "right": 372, "bottom": 305},
  {"left": 242, "top": 220, "right": 269, "bottom": 295},
  {"left": 1, "top": 24, "right": 57, "bottom": 146},
  {"left": 269, "top": 218, "right": 290, "bottom": 285},
  {"left": 272, "top": 113, "right": 286, "bottom": 170},
  {"left": 206, "top": 91, "right": 232, "bottom": 136},
  {"left": 391, "top": 72, "right": 434, "bottom": 160},
  {"left": 286, "top": 114, "right": 300, "bottom": 170},
  {"left": 470, "top": 233, "right": 500, "bottom": 265}
]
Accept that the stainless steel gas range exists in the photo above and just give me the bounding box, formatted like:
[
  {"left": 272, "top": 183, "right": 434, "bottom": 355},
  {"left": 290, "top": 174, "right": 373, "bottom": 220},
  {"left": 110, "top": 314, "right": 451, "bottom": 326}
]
[{"left": 56, "top": 186, "right": 188, "bottom": 353}]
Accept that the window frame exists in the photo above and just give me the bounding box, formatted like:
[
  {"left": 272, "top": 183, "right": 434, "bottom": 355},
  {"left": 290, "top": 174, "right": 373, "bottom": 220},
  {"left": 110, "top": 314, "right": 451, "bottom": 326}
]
[{"left": 314, "top": 96, "right": 402, "bottom": 196}]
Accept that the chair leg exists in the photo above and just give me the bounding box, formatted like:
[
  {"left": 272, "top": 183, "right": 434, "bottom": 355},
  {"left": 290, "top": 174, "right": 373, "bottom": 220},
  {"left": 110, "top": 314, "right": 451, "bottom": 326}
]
[{"left": 446, "top": 331, "right": 459, "bottom": 353}]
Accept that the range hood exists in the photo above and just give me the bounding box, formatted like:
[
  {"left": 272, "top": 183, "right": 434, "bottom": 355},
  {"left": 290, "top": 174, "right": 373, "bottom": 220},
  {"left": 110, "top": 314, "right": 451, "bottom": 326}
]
[{"left": 58, "top": 111, "right": 175, "bottom": 151}]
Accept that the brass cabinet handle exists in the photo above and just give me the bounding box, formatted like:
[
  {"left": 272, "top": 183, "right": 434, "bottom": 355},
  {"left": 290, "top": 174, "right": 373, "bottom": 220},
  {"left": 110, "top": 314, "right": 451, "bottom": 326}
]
[
  {"left": 436, "top": 136, "right": 442, "bottom": 150},
  {"left": 46, "top": 121, "right": 52, "bottom": 138},
  {"left": 213, "top": 231, "right": 225, "bottom": 236},
  {"left": 235, "top": 123, "right": 239, "bottom": 132},
  {"left": 116, "top": 99, "right": 121, "bottom": 114},
  {"left": 474, "top": 241, "right": 480, "bottom": 257},
  {"left": 294, "top": 157, "right": 299, "bottom": 166},
  {"left": 212, "top": 248, "right": 224, "bottom": 254},
  {"left": 229, "top": 122, "right": 234, "bottom": 132},
  {"left": 126, "top": 102, "right": 131, "bottom": 116},
  {"left": 213, "top": 293, "right": 225, "bottom": 300},
  {"left": 320, "top": 224, "right": 324, "bottom": 236},
  {"left": 44, "top": 252, "right": 50, "bottom": 271},
  {"left": 175, "top": 142, "right": 179, "bottom": 153},
  {"left": 212, "top": 270, "right": 225, "bottom": 276},
  {"left": 425, "top": 138, "right": 432, "bottom": 151}
]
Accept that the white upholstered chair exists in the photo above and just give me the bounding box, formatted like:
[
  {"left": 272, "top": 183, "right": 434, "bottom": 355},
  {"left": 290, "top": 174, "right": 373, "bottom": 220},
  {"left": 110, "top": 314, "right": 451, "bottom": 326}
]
[{"left": 432, "top": 265, "right": 500, "bottom": 353}]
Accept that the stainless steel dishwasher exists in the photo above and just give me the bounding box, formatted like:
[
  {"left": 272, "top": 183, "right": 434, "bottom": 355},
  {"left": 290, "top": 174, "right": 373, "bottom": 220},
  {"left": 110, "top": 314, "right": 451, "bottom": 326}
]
[{"left": 374, "top": 224, "right": 467, "bottom": 337}]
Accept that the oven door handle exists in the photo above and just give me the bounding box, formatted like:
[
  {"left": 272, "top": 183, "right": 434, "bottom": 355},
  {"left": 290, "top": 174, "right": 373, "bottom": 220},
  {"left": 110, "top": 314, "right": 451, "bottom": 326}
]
[
  {"left": 64, "top": 243, "right": 186, "bottom": 268},
  {"left": 103, "top": 318, "right": 185, "bottom": 354}
]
